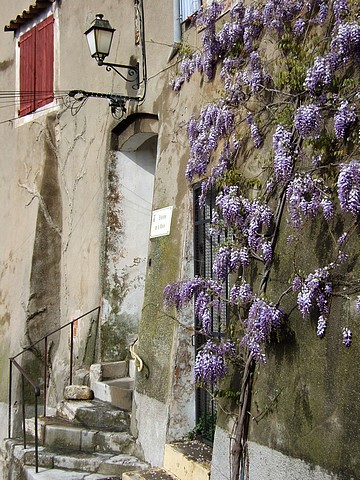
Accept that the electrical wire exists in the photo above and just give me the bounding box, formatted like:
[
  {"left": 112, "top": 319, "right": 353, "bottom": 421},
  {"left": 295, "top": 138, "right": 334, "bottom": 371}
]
[{"left": 0, "top": 90, "right": 70, "bottom": 124}]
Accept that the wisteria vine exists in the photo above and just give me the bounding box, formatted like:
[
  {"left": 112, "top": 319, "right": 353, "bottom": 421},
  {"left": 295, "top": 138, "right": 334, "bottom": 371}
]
[{"left": 166, "top": 1, "right": 359, "bottom": 476}]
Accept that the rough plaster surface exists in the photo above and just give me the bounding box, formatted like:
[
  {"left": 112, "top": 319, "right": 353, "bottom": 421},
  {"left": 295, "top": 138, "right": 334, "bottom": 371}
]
[
  {"left": 133, "top": 391, "right": 168, "bottom": 467},
  {"left": 247, "top": 442, "right": 342, "bottom": 480},
  {"left": 211, "top": 430, "right": 342, "bottom": 480},
  {"left": 211, "top": 426, "right": 231, "bottom": 480}
]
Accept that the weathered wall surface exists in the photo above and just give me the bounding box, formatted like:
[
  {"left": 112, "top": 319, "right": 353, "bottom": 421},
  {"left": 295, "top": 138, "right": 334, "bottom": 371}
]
[{"left": 247, "top": 214, "right": 360, "bottom": 479}]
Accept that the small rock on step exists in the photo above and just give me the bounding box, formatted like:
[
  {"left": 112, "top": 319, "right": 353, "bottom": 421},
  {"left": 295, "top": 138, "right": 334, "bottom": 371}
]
[{"left": 64, "top": 385, "right": 94, "bottom": 401}]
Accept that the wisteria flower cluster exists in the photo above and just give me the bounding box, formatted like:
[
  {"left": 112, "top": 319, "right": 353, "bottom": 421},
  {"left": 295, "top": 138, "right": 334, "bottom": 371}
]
[
  {"left": 286, "top": 173, "right": 333, "bottom": 228},
  {"left": 294, "top": 104, "right": 322, "bottom": 138},
  {"left": 273, "top": 125, "right": 294, "bottom": 182},
  {"left": 194, "top": 340, "right": 236, "bottom": 386},
  {"left": 295, "top": 267, "right": 332, "bottom": 337},
  {"left": 230, "top": 281, "right": 254, "bottom": 305},
  {"left": 164, "top": 276, "right": 223, "bottom": 311},
  {"left": 337, "top": 161, "right": 360, "bottom": 216},
  {"left": 242, "top": 298, "right": 283, "bottom": 363},
  {"left": 185, "top": 102, "right": 235, "bottom": 181},
  {"left": 214, "top": 186, "right": 273, "bottom": 261},
  {"left": 334, "top": 101, "right": 357, "bottom": 140}
]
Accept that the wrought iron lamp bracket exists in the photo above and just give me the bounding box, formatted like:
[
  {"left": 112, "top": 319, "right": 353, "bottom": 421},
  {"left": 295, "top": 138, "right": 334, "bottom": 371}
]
[{"left": 97, "top": 60, "right": 139, "bottom": 90}]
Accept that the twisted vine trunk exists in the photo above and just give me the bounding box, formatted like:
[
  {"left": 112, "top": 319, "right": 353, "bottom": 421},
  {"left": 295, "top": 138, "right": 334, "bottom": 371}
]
[
  {"left": 231, "top": 353, "right": 255, "bottom": 480},
  {"left": 231, "top": 188, "right": 287, "bottom": 480}
]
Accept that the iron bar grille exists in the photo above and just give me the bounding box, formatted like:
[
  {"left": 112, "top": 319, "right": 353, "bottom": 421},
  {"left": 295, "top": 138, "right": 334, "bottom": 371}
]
[{"left": 193, "top": 184, "right": 228, "bottom": 443}]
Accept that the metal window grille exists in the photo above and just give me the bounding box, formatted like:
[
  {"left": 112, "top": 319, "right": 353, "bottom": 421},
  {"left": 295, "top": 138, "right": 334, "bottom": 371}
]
[{"left": 193, "top": 184, "right": 228, "bottom": 443}]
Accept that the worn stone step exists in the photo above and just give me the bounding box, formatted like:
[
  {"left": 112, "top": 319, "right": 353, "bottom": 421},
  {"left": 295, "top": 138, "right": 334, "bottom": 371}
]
[
  {"left": 90, "top": 361, "right": 130, "bottom": 383},
  {"left": 92, "top": 378, "right": 133, "bottom": 411},
  {"left": 22, "top": 448, "right": 148, "bottom": 476},
  {"left": 56, "top": 399, "right": 130, "bottom": 430},
  {"left": 123, "top": 468, "right": 179, "bottom": 480},
  {"left": 24, "top": 465, "right": 119, "bottom": 479},
  {"left": 42, "top": 422, "right": 136, "bottom": 454},
  {"left": 6, "top": 439, "right": 149, "bottom": 479},
  {"left": 163, "top": 441, "right": 212, "bottom": 480}
]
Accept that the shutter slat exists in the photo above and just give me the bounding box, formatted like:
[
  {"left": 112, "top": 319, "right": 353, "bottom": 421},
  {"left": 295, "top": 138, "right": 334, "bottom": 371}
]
[
  {"left": 19, "top": 29, "right": 35, "bottom": 116},
  {"left": 35, "top": 15, "right": 54, "bottom": 109},
  {"left": 180, "top": 0, "right": 201, "bottom": 21}
]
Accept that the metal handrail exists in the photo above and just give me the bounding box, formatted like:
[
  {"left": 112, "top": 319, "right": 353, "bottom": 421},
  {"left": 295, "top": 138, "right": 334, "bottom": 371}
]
[{"left": 8, "top": 306, "right": 101, "bottom": 473}]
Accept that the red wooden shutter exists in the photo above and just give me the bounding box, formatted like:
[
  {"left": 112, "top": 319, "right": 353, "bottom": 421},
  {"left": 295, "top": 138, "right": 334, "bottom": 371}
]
[
  {"left": 35, "top": 15, "right": 54, "bottom": 110},
  {"left": 19, "top": 28, "right": 36, "bottom": 116}
]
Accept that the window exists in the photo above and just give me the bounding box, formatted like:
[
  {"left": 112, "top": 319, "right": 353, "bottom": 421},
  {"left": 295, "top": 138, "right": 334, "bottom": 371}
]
[
  {"left": 193, "top": 184, "right": 228, "bottom": 443},
  {"left": 180, "top": 0, "right": 201, "bottom": 21},
  {"left": 18, "top": 15, "right": 54, "bottom": 116}
]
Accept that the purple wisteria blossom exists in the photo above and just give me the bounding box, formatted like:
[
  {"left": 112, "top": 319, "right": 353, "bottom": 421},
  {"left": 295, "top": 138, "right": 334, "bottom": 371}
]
[
  {"left": 247, "top": 114, "right": 263, "bottom": 147},
  {"left": 213, "top": 246, "right": 242, "bottom": 281},
  {"left": 317, "top": 315, "right": 327, "bottom": 337},
  {"left": 194, "top": 340, "right": 236, "bottom": 386},
  {"left": 262, "top": 0, "right": 303, "bottom": 33},
  {"left": 230, "top": 281, "right": 254, "bottom": 304},
  {"left": 273, "top": 125, "right": 293, "bottom": 182},
  {"left": 332, "top": 0, "right": 349, "bottom": 22},
  {"left": 242, "top": 298, "right": 283, "bottom": 363},
  {"left": 185, "top": 103, "right": 235, "bottom": 181},
  {"left": 304, "top": 54, "right": 338, "bottom": 93},
  {"left": 297, "top": 267, "right": 332, "bottom": 320},
  {"left": 334, "top": 101, "right": 357, "bottom": 140},
  {"left": 356, "top": 296, "right": 360, "bottom": 314},
  {"left": 214, "top": 187, "right": 272, "bottom": 255},
  {"left": 242, "top": 51, "right": 269, "bottom": 93},
  {"left": 342, "top": 327, "right": 352, "bottom": 347},
  {"left": 316, "top": 2, "right": 329, "bottom": 24},
  {"left": 337, "top": 161, "right": 360, "bottom": 216},
  {"left": 294, "top": 104, "right": 322, "bottom": 138},
  {"left": 293, "top": 18, "right": 306, "bottom": 37},
  {"left": 243, "top": 6, "right": 263, "bottom": 51},
  {"left": 194, "top": 292, "right": 212, "bottom": 334},
  {"left": 331, "top": 22, "right": 360, "bottom": 63},
  {"left": 292, "top": 275, "right": 302, "bottom": 292},
  {"left": 164, "top": 276, "right": 224, "bottom": 311},
  {"left": 286, "top": 173, "right": 333, "bottom": 228},
  {"left": 181, "top": 56, "right": 196, "bottom": 82},
  {"left": 169, "top": 76, "right": 185, "bottom": 92}
]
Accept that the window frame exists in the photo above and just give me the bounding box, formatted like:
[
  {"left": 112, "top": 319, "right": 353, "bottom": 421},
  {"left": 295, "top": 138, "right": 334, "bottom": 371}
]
[{"left": 16, "top": 8, "right": 57, "bottom": 121}]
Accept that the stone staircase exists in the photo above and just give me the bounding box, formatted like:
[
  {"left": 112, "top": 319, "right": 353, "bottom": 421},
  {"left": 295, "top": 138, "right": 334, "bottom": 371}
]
[
  {"left": 2, "top": 360, "right": 212, "bottom": 480},
  {"left": 2, "top": 360, "right": 147, "bottom": 479}
]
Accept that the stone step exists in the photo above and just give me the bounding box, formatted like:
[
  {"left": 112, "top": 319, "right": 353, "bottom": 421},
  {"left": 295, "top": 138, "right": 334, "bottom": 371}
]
[
  {"left": 56, "top": 399, "right": 130, "bottom": 430},
  {"left": 7, "top": 440, "right": 148, "bottom": 478},
  {"left": 163, "top": 441, "right": 212, "bottom": 480},
  {"left": 22, "top": 447, "right": 147, "bottom": 475},
  {"left": 123, "top": 468, "right": 179, "bottom": 480},
  {"left": 102, "top": 361, "right": 129, "bottom": 379},
  {"left": 42, "top": 422, "right": 136, "bottom": 454},
  {"left": 91, "top": 378, "right": 133, "bottom": 411},
  {"left": 90, "top": 361, "right": 132, "bottom": 383},
  {"left": 24, "top": 466, "right": 111, "bottom": 479}
]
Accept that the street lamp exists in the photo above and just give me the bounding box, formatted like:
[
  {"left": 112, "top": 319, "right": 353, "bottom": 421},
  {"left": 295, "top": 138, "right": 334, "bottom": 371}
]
[
  {"left": 84, "top": 14, "right": 139, "bottom": 90},
  {"left": 68, "top": 6, "right": 147, "bottom": 120}
]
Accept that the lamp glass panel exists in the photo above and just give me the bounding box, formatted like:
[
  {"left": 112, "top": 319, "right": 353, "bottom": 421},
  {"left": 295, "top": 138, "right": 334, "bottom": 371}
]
[
  {"left": 95, "top": 28, "right": 113, "bottom": 56},
  {"left": 86, "top": 29, "right": 97, "bottom": 57}
]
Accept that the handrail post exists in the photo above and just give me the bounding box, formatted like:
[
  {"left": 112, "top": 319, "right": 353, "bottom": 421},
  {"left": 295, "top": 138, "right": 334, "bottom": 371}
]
[
  {"left": 70, "top": 321, "right": 74, "bottom": 385},
  {"left": 22, "top": 376, "right": 26, "bottom": 449},
  {"left": 44, "top": 336, "right": 48, "bottom": 417},
  {"left": 34, "top": 393, "right": 39, "bottom": 473},
  {"left": 8, "top": 360, "right": 12, "bottom": 439}
]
